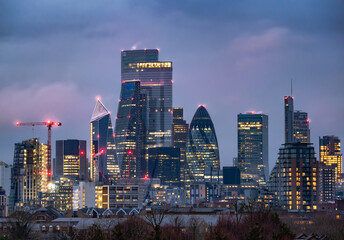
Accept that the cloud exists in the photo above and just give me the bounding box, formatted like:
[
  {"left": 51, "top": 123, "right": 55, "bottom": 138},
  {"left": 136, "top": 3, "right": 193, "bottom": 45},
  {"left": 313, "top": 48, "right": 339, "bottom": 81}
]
[{"left": 0, "top": 83, "right": 89, "bottom": 126}]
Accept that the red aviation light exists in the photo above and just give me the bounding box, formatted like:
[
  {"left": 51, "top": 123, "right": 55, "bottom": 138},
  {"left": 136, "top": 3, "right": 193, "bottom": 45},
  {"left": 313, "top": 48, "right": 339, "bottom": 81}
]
[
  {"left": 16, "top": 121, "right": 20, "bottom": 126},
  {"left": 157, "top": 48, "right": 160, "bottom": 51},
  {"left": 131, "top": 97, "right": 134, "bottom": 100},
  {"left": 128, "top": 150, "right": 132, "bottom": 155},
  {"left": 113, "top": 133, "right": 116, "bottom": 137},
  {"left": 118, "top": 99, "right": 121, "bottom": 102},
  {"left": 306, "top": 119, "right": 310, "bottom": 123},
  {"left": 97, "top": 134, "right": 100, "bottom": 139},
  {"left": 284, "top": 96, "right": 288, "bottom": 100},
  {"left": 46, "top": 120, "right": 51, "bottom": 124},
  {"left": 80, "top": 151, "right": 84, "bottom": 155},
  {"left": 116, "top": 116, "right": 118, "bottom": 120},
  {"left": 144, "top": 175, "right": 149, "bottom": 180},
  {"left": 100, "top": 149, "right": 105, "bottom": 154},
  {"left": 128, "top": 115, "right": 131, "bottom": 118},
  {"left": 47, "top": 171, "right": 52, "bottom": 176}
]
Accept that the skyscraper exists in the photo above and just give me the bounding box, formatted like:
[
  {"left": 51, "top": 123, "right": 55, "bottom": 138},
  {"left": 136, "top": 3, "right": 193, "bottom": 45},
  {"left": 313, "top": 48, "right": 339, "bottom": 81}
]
[
  {"left": 120, "top": 49, "right": 173, "bottom": 149},
  {"left": 9, "top": 138, "right": 48, "bottom": 213},
  {"left": 294, "top": 111, "right": 310, "bottom": 143},
  {"left": 268, "top": 142, "right": 319, "bottom": 211},
  {"left": 90, "top": 99, "right": 119, "bottom": 183},
  {"left": 115, "top": 80, "right": 147, "bottom": 178},
  {"left": 284, "top": 96, "right": 294, "bottom": 144},
  {"left": 148, "top": 147, "right": 180, "bottom": 186},
  {"left": 237, "top": 113, "right": 268, "bottom": 185},
  {"left": 319, "top": 136, "right": 342, "bottom": 183},
  {"left": 54, "top": 139, "right": 88, "bottom": 181},
  {"left": 186, "top": 105, "right": 220, "bottom": 183},
  {"left": 172, "top": 107, "right": 188, "bottom": 186}
]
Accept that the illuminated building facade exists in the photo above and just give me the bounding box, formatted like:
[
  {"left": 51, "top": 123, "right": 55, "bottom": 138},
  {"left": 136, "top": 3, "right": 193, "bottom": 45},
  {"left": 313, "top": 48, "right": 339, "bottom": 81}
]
[
  {"left": 319, "top": 163, "right": 336, "bottom": 203},
  {"left": 268, "top": 142, "right": 319, "bottom": 211},
  {"left": 54, "top": 139, "right": 88, "bottom": 181},
  {"left": 237, "top": 113, "right": 268, "bottom": 186},
  {"left": 186, "top": 105, "right": 220, "bottom": 183},
  {"left": 284, "top": 96, "right": 294, "bottom": 143},
  {"left": 95, "top": 178, "right": 149, "bottom": 209},
  {"left": 115, "top": 80, "right": 147, "bottom": 178},
  {"left": 121, "top": 49, "right": 173, "bottom": 150},
  {"left": 9, "top": 138, "right": 48, "bottom": 213},
  {"left": 319, "top": 136, "right": 342, "bottom": 183},
  {"left": 172, "top": 107, "right": 188, "bottom": 186},
  {"left": 148, "top": 147, "right": 180, "bottom": 186},
  {"left": 90, "top": 99, "right": 119, "bottom": 183},
  {"left": 294, "top": 111, "right": 310, "bottom": 143}
]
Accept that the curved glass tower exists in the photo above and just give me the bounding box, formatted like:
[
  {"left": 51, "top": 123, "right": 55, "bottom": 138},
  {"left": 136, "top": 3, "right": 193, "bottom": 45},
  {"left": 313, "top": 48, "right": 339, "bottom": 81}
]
[{"left": 186, "top": 105, "right": 220, "bottom": 183}]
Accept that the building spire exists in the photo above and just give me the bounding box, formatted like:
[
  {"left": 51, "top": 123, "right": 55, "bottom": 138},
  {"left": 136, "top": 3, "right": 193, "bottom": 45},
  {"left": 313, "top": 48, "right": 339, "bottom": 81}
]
[{"left": 291, "top": 78, "right": 293, "bottom": 97}]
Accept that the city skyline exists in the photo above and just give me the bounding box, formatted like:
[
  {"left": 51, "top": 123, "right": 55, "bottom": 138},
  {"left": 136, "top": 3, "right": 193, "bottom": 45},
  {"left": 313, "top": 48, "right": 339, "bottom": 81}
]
[{"left": 1, "top": 1, "right": 343, "bottom": 173}]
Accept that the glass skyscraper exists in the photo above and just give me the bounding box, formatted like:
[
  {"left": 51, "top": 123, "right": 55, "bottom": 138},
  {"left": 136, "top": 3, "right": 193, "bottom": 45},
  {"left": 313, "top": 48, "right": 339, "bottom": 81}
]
[
  {"left": 237, "top": 113, "right": 268, "bottom": 186},
  {"left": 90, "top": 99, "right": 119, "bottom": 183},
  {"left": 120, "top": 49, "right": 173, "bottom": 149},
  {"left": 294, "top": 110, "right": 310, "bottom": 143},
  {"left": 319, "top": 136, "right": 342, "bottom": 183},
  {"left": 54, "top": 139, "right": 88, "bottom": 181},
  {"left": 115, "top": 80, "right": 147, "bottom": 178},
  {"left": 284, "top": 96, "right": 294, "bottom": 144},
  {"left": 172, "top": 107, "right": 189, "bottom": 186},
  {"left": 185, "top": 105, "right": 220, "bottom": 183}
]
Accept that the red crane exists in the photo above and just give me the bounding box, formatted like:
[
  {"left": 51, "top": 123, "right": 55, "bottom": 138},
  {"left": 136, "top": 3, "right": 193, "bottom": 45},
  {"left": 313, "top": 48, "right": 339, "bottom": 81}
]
[{"left": 16, "top": 120, "right": 62, "bottom": 184}]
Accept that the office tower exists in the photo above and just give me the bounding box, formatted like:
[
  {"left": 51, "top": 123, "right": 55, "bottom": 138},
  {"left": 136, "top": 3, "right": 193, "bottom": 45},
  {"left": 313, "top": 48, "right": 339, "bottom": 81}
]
[
  {"left": 223, "top": 167, "right": 241, "bottom": 185},
  {"left": 319, "top": 136, "right": 342, "bottom": 183},
  {"left": 9, "top": 138, "right": 48, "bottom": 213},
  {"left": 54, "top": 139, "right": 88, "bottom": 181},
  {"left": 172, "top": 107, "right": 189, "bottom": 186},
  {"left": 148, "top": 147, "right": 180, "bottom": 186},
  {"left": 319, "top": 163, "right": 336, "bottom": 203},
  {"left": 294, "top": 111, "right": 310, "bottom": 143},
  {"left": 121, "top": 49, "right": 173, "bottom": 149},
  {"left": 284, "top": 96, "right": 294, "bottom": 143},
  {"left": 237, "top": 113, "right": 268, "bottom": 186},
  {"left": 90, "top": 99, "right": 119, "bottom": 183},
  {"left": 115, "top": 80, "right": 146, "bottom": 178},
  {"left": 268, "top": 142, "right": 319, "bottom": 211},
  {"left": 186, "top": 105, "right": 220, "bottom": 183},
  {"left": 0, "top": 187, "right": 7, "bottom": 217}
]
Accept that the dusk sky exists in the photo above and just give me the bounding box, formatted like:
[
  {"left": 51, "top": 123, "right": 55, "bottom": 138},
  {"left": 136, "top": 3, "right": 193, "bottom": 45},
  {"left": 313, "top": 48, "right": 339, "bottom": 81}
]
[{"left": 1, "top": 0, "right": 343, "bottom": 172}]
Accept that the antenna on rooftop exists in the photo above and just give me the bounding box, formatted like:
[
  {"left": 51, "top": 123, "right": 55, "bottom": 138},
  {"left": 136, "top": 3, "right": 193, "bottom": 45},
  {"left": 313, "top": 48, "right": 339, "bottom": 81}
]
[{"left": 291, "top": 78, "right": 293, "bottom": 97}]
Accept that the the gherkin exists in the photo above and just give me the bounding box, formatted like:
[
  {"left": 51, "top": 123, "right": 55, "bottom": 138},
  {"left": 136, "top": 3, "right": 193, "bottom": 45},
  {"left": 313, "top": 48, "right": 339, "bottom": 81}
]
[{"left": 186, "top": 105, "right": 220, "bottom": 182}]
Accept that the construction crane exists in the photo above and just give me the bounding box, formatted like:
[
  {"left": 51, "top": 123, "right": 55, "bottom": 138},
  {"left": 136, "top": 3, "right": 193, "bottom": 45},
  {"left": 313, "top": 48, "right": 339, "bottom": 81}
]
[{"left": 16, "top": 120, "right": 61, "bottom": 184}]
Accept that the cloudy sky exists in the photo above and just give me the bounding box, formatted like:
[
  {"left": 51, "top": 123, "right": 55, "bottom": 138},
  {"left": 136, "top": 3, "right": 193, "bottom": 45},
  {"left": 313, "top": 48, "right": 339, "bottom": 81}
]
[{"left": 1, "top": 0, "right": 343, "bottom": 173}]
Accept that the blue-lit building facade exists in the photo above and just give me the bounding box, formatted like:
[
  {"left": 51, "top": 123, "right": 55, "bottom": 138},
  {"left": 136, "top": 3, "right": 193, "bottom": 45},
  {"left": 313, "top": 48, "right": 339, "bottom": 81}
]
[
  {"left": 115, "top": 80, "right": 147, "bottom": 178},
  {"left": 90, "top": 100, "right": 119, "bottom": 183}
]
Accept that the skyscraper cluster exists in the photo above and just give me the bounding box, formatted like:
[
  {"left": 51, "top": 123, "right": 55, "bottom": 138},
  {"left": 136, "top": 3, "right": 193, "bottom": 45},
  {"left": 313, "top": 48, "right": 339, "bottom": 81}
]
[{"left": 7, "top": 49, "right": 342, "bottom": 215}]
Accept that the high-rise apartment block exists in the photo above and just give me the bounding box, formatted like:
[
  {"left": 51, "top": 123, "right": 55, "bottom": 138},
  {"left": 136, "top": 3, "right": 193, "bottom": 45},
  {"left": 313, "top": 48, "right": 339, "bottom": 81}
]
[
  {"left": 90, "top": 99, "right": 119, "bottom": 183},
  {"left": 237, "top": 113, "right": 268, "bottom": 186},
  {"left": 54, "top": 139, "right": 88, "bottom": 181},
  {"left": 319, "top": 136, "right": 342, "bottom": 183},
  {"left": 9, "top": 138, "right": 48, "bottom": 213},
  {"left": 319, "top": 163, "right": 336, "bottom": 203},
  {"left": 268, "top": 142, "right": 319, "bottom": 211},
  {"left": 172, "top": 107, "right": 188, "bottom": 186}
]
